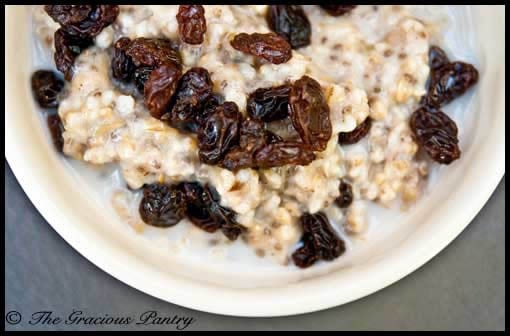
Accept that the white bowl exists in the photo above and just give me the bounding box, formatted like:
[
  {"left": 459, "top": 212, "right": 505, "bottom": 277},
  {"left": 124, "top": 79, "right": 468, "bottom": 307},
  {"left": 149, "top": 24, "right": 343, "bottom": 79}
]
[{"left": 5, "top": 5, "right": 505, "bottom": 317}]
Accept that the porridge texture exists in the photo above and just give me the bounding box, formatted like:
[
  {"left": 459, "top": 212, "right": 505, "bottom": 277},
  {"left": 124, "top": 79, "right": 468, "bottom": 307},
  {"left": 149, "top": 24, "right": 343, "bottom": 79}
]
[{"left": 32, "top": 5, "right": 477, "bottom": 266}]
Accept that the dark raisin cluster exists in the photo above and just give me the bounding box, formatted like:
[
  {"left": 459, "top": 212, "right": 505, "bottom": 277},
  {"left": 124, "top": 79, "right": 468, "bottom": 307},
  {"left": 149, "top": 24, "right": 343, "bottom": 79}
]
[
  {"left": 292, "top": 212, "right": 346, "bottom": 268},
  {"left": 45, "top": 5, "right": 119, "bottom": 80},
  {"left": 31, "top": 70, "right": 66, "bottom": 153},
  {"left": 410, "top": 46, "right": 479, "bottom": 164},
  {"left": 139, "top": 182, "right": 245, "bottom": 241}
]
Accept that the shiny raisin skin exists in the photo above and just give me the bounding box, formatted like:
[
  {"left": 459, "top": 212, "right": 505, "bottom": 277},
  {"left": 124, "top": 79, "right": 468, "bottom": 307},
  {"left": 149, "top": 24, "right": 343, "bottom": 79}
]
[
  {"left": 126, "top": 38, "right": 182, "bottom": 69},
  {"left": 198, "top": 102, "right": 241, "bottom": 164},
  {"left": 247, "top": 85, "right": 290, "bottom": 122},
  {"left": 423, "top": 61, "right": 479, "bottom": 107},
  {"left": 429, "top": 45, "right": 450, "bottom": 71},
  {"left": 254, "top": 142, "right": 316, "bottom": 169},
  {"left": 111, "top": 37, "right": 135, "bottom": 82},
  {"left": 336, "top": 180, "right": 353, "bottom": 208},
  {"left": 292, "top": 212, "right": 346, "bottom": 268},
  {"left": 220, "top": 119, "right": 315, "bottom": 171},
  {"left": 266, "top": 5, "right": 311, "bottom": 49},
  {"left": 144, "top": 64, "right": 182, "bottom": 119},
  {"left": 176, "top": 5, "right": 207, "bottom": 45},
  {"left": 320, "top": 5, "right": 357, "bottom": 16},
  {"left": 133, "top": 66, "right": 155, "bottom": 93},
  {"left": 47, "top": 114, "right": 65, "bottom": 153},
  {"left": 410, "top": 106, "right": 461, "bottom": 164},
  {"left": 168, "top": 67, "right": 213, "bottom": 132},
  {"left": 139, "top": 183, "right": 187, "bottom": 228},
  {"left": 230, "top": 33, "right": 292, "bottom": 64},
  {"left": 45, "top": 5, "right": 119, "bottom": 38},
  {"left": 54, "top": 28, "right": 93, "bottom": 81},
  {"left": 220, "top": 119, "right": 269, "bottom": 170},
  {"left": 31, "top": 70, "right": 64, "bottom": 108},
  {"left": 179, "top": 182, "right": 245, "bottom": 240},
  {"left": 338, "top": 118, "right": 372, "bottom": 145},
  {"left": 289, "top": 76, "right": 332, "bottom": 151},
  {"left": 196, "top": 95, "right": 221, "bottom": 129}
]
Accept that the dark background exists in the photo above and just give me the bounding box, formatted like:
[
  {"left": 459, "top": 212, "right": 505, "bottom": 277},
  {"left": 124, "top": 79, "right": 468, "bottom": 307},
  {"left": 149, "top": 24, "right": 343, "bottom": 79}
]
[{"left": 5, "top": 162, "right": 505, "bottom": 331}]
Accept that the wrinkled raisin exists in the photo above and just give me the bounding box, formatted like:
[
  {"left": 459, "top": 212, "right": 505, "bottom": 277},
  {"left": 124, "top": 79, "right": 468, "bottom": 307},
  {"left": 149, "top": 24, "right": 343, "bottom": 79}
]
[
  {"left": 133, "top": 66, "right": 155, "bottom": 93},
  {"left": 198, "top": 102, "right": 241, "bottom": 164},
  {"left": 410, "top": 106, "right": 461, "bottom": 164},
  {"left": 423, "top": 61, "right": 479, "bottom": 107},
  {"left": 335, "top": 180, "right": 353, "bottom": 208},
  {"left": 176, "top": 5, "right": 207, "bottom": 45},
  {"left": 168, "top": 67, "right": 213, "bottom": 132},
  {"left": 289, "top": 76, "right": 332, "bottom": 151},
  {"left": 126, "top": 38, "right": 182, "bottom": 69},
  {"left": 429, "top": 45, "right": 450, "bottom": 71},
  {"left": 247, "top": 85, "right": 290, "bottom": 122},
  {"left": 139, "top": 183, "right": 187, "bottom": 227},
  {"left": 219, "top": 119, "right": 268, "bottom": 170},
  {"left": 31, "top": 70, "right": 64, "bottom": 108},
  {"left": 230, "top": 33, "right": 292, "bottom": 64},
  {"left": 144, "top": 64, "right": 182, "bottom": 119},
  {"left": 179, "top": 182, "right": 245, "bottom": 240},
  {"left": 220, "top": 119, "right": 315, "bottom": 171},
  {"left": 320, "top": 5, "right": 357, "bottom": 16},
  {"left": 292, "top": 212, "right": 346, "bottom": 268},
  {"left": 196, "top": 95, "right": 221, "bottom": 128},
  {"left": 46, "top": 114, "right": 65, "bottom": 152},
  {"left": 292, "top": 243, "right": 319, "bottom": 269},
  {"left": 338, "top": 118, "right": 372, "bottom": 145},
  {"left": 111, "top": 37, "right": 135, "bottom": 82},
  {"left": 54, "top": 28, "right": 93, "bottom": 81},
  {"left": 253, "top": 142, "right": 316, "bottom": 169},
  {"left": 266, "top": 5, "right": 311, "bottom": 49},
  {"left": 45, "top": 5, "right": 119, "bottom": 38}
]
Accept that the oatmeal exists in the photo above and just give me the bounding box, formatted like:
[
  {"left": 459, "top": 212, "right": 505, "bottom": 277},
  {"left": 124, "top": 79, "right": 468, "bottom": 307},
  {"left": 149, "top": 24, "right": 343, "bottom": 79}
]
[{"left": 31, "top": 5, "right": 479, "bottom": 267}]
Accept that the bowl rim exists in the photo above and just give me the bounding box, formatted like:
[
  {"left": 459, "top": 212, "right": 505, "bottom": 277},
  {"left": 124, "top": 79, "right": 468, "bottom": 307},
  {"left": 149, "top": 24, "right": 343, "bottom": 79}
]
[{"left": 5, "top": 5, "right": 505, "bottom": 317}]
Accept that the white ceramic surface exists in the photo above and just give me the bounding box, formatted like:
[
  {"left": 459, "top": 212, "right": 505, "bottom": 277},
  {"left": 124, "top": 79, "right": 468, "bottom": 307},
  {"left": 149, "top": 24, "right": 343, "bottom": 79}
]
[{"left": 5, "top": 5, "right": 505, "bottom": 317}]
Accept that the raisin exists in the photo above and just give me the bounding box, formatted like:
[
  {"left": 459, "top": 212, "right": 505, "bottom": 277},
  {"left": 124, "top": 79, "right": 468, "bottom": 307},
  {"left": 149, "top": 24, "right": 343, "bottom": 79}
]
[
  {"left": 247, "top": 84, "right": 290, "bottom": 122},
  {"left": 253, "top": 142, "right": 316, "bottom": 169},
  {"left": 179, "top": 182, "right": 220, "bottom": 232},
  {"left": 221, "top": 119, "right": 315, "bottom": 171},
  {"left": 230, "top": 33, "right": 292, "bottom": 64},
  {"left": 176, "top": 5, "right": 207, "bottom": 45},
  {"left": 335, "top": 180, "right": 353, "bottom": 208},
  {"left": 219, "top": 119, "right": 267, "bottom": 170},
  {"left": 126, "top": 38, "right": 182, "bottom": 69},
  {"left": 292, "top": 212, "right": 346, "bottom": 268},
  {"left": 429, "top": 45, "right": 450, "bottom": 71},
  {"left": 133, "top": 66, "right": 155, "bottom": 93},
  {"left": 289, "top": 76, "right": 332, "bottom": 151},
  {"left": 168, "top": 67, "right": 213, "bottom": 132},
  {"left": 410, "top": 106, "right": 461, "bottom": 164},
  {"left": 179, "top": 182, "right": 245, "bottom": 240},
  {"left": 265, "top": 130, "right": 284, "bottom": 144},
  {"left": 338, "top": 118, "right": 372, "bottom": 145},
  {"left": 31, "top": 70, "right": 64, "bottom": 108},
  {"left": 198, "top": 102, "right": 241, "bottom": 164},
  {"left": 196, "top": 95, "right": 221, "bottom": 128},
  {"left": 139, "top": 183, "right": 187, "bottom": 228},
  {"left": 266, "top": 5, "right": 311, "bottom": 49},
  {"left": 291, "top": 243, "right": 319, "bottom": 269},
  {"left": 423, "top": 61, "right": 479, "bottom": 107},
  {"left": 111, "top": 37, "right": 135, "bottom": 82},
  {"left": 144, "top": 64, "right": 182, "bottom": 119},
  {"left": 46, "top": 114, "right": 65, "bottom": 152},
  {"left": 45, "top": 5, "right": 119, "bottom": 38},
  {"left": 53, "top": 28, "right": 93, "bottom": 81},
  {"left": 319, "top": 5, "right": 357, "bottom": 16}
]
